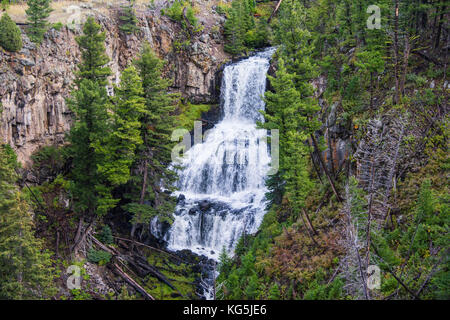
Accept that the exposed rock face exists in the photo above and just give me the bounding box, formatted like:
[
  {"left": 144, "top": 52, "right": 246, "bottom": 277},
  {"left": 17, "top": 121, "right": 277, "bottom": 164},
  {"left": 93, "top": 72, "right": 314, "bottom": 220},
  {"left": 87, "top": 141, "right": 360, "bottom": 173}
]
[{"left": 0, "top": 4, "right": 229, "bottom": 165}]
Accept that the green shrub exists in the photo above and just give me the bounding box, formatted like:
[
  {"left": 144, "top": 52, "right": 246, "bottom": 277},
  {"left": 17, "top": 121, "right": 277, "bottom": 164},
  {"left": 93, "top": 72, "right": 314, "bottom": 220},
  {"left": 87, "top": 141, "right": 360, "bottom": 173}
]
[
  {"left": 87, "top": 249, "right": 112, "bottom": 265},
  {"left": 99, "top": 225, "right": 113, "bottom": 245},
  {"left": 70, "top": 288, "right": 92, "bottom": 300},
  {"left": 161, "top": 0, "right": 198, "bottom": 30},
  {"left": 0, "top": 13, "right": 23, "bottom": 52},
  {"left": 215, "top": 2, "right": 230, "bottom": 16},
  {"left": 176, "top": 102, "right": 211, "bottom": 131},
  {"left": 52, "top": 22, "right": 64, "bottom": 31}
]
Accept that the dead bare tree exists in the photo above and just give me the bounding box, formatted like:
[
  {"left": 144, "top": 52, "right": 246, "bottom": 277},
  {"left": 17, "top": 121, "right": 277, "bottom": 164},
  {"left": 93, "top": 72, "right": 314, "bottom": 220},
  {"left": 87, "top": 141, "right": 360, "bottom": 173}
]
[
  {"left": 354, "top": 115, "right": 407, "bottom": 226},
  {"left": 339, "top": 184, "right": 370, "bottom": 300}
]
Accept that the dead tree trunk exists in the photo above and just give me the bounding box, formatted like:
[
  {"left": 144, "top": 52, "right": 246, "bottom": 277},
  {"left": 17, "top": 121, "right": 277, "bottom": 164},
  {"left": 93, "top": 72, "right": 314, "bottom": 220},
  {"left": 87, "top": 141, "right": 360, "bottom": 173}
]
[
  {"left": 310, "top": 134, "right": 342, "bottom": 202},
  {"left": 393, "top": 0, "right": 401, "bottom": 104},
  {"left": 111, "top": 263, "right": 155, "bottom": 300},
  {"left": 268, "top": 0, "right": 283, "bottom": 23},
  {"left": 131, "top": 158, "right": 149, "bottom": 238}
]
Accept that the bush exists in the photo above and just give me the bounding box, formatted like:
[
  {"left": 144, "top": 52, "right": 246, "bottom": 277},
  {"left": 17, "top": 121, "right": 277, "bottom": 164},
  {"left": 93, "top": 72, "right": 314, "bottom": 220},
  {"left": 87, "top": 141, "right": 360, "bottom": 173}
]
[
  {"left": 99, "top": 225, "right": 113, "bottom": 245},
  {"left": 52, "top": 22, "right": 64, "bottom": 31},
  {"left": 161, "top": 0, "right": 198, "bottom": 30},
  {"left": 0, "top": 13, "right": 23, "bottom": 52},
  {"left": 87, "top": 249, "right": 112, "bottom": 265}
]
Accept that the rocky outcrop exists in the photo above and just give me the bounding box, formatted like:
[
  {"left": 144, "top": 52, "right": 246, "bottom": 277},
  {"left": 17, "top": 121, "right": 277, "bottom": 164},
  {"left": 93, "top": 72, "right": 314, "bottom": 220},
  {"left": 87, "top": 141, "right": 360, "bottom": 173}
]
[{"left": 0, "top": 2, "right": 229, "bottom": 165}]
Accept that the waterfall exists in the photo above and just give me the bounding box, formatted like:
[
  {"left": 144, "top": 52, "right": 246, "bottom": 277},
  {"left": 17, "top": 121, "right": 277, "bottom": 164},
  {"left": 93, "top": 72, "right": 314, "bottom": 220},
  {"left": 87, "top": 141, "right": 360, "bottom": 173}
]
[{"left": 152, "top": 48, "right": 276, "bottom": 262}]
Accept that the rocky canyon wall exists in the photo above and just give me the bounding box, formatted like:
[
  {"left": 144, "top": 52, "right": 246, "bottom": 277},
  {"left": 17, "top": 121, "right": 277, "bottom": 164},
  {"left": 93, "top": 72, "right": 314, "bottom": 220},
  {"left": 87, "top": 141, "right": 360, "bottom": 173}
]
[{"left": 0, "top": 2, "right": 229, "bottom": 165}]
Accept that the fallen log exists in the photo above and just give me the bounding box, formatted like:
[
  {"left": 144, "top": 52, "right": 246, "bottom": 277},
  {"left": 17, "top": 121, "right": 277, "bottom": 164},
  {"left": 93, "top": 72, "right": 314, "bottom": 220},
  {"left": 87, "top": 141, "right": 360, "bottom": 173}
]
[
  {"left": 111, "top": 263, "right": 155, "bottom": 300},
  {"left": 113, "top": 236, "right": 184, "bottom": 262},
  {"left": 130, "top": 255, "right": 180, "bottom": 292},
  {"left": 413, "top": 50, "right": 443, "bottom": 66}
]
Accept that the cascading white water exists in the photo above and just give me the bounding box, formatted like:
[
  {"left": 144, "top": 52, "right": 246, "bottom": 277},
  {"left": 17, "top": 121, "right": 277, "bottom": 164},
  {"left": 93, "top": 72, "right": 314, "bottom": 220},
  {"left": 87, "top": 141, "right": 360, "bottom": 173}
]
[{"left": 152, "top": 48, "right": 276, "bottom": 262}]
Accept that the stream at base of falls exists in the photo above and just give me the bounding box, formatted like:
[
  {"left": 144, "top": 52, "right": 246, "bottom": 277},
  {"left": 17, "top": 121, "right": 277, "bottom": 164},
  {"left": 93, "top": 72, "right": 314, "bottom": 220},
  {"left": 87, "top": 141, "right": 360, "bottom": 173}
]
[{"left": 151, "top": 47, "right": 276, "bottom": 299}]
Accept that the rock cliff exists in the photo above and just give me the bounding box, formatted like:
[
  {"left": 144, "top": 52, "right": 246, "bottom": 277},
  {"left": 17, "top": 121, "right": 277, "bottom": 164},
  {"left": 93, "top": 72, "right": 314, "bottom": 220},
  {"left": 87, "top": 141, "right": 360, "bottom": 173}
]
[{"left": 0, "top": 1, "right": 229, "bottom": 165}]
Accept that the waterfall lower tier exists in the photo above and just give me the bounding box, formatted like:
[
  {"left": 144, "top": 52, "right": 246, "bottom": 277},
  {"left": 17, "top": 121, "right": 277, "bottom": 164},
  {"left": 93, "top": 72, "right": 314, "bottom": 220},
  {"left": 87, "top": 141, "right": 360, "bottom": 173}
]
[{"left": 151, "top": 48, "right": 276, "bottom": 266}]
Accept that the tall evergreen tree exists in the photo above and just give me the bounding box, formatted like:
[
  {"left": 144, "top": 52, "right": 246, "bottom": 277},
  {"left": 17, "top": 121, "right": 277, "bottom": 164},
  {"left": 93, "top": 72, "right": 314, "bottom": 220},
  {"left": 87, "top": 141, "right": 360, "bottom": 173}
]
[
  {"left": 119, "top": 0, "right": 140, "bottom": 35},
  {"left": 67, "top": 17, "right": 113, "bottom": 217},
  {"left": 97, "top": 65, "right": 145, "bottom": 187},
  {"left": 75, "top": 17, "right": 111, "bottom": 85},
  {"left": 224, "top": 0, "right": 245, "bottom": 56},
  {"left": 260, "top": 57, "right": 316, "bottom": 212},
  {"left": 0, "top": 145, "right": 56, "bottom": 299},
  {"left": 124, "top": 44, "right": 179, "bottom": 238},
  {"left": 25, "top": 0, "right": 53, "bottom": 44}
]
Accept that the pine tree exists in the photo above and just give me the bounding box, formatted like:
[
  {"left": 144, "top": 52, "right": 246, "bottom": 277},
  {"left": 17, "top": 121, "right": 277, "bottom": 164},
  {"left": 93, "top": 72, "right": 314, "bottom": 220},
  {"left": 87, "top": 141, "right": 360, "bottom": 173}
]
[
  {"left": 124, "top": 44, "right": 179, "bottom": 238},
  {"left": 67, "top": 17, "right": 113, "bottom": 217},
  {"left": 244, "top": 274, "right": 259, "bottom": 299},
  {"left": 253, "top": 18, "right": 270, "bottom": 48},
  {"left": 0, "top": 13, "right": 22, "bottom": 52},
  {"left": 242, "top": 0, "right": 255, "bottom": 32},
  {"left": 259, "top": 57, "right": 316, "bottom": 207},
  {"left": 97, "top": 65, "right": 145, "bottom": 187},
  {"left": 0, "top": 145, "right": 56, "bottom": 299},
  {"left": 119, "top": 0, "right": 140, "bottom": 35},
  {"left": 224, "top": 0, "right": 245, "bottom": 56},
  {"left": 218, "top": 246, "right": 232, "bottom": 275},
  {"left": 67, "top": 79, "right": 114, "bottom": 216},
  {"left": 25, "top": 0, "right": 53, "bottom": 44},
  {"left": 75, "top": 17, "right": 111, "bottom": 85}
]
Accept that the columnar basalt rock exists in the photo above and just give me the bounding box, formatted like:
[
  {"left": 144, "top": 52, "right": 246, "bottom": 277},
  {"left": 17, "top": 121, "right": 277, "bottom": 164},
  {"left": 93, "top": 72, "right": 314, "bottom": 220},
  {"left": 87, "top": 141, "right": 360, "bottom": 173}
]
[{"left": 0, "top": 5, "right": 229, "bottom": 166}]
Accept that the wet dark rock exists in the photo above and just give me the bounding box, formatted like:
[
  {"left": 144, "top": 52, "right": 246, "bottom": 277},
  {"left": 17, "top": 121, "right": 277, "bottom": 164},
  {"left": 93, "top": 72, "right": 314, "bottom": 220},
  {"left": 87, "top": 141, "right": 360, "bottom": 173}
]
[
  {"left": 199, "top": 200, "right": 211, "bottom": 212},
  {"left": 177, "top": 194, "right": 186, "bottom": 203}
]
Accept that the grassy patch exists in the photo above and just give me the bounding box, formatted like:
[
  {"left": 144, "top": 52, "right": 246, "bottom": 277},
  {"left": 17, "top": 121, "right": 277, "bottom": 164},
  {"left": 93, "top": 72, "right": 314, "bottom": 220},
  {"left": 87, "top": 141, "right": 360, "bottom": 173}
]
[
  {"left": 142, "top": 248, "right": 200, "bottom": 300},
  {"left": 177, "top": 102, "right": 213, "bottom": 131}
]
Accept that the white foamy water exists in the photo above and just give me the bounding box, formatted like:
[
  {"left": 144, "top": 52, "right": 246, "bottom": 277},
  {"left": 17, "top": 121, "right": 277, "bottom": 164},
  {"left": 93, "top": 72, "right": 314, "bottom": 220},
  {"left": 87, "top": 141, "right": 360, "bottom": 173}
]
[{"left": 151, "top": 48, "right": 276, "bottom": 262}]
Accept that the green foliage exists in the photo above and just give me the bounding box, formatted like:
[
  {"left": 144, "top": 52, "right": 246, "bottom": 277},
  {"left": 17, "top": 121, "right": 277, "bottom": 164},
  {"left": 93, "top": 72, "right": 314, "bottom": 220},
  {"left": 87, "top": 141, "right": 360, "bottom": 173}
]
[
  {"left": 218, "top": 247, "right": 232, "bottom": 276},
  {"left": 119, "top": 0, "right": 140, "bottom": 35},
  {"left": 97, "top": 65, "right": 145, "bottom": 187},
  {"left": 303, "top": 277, "right": 344, "bottom": 300},
  {"left": 70, "top": 288, "right": 92, "bottom": 300},
  {"left": 87, "top": 249, "right": 112, "bottom": 265},
  {"left": 67, "top": 17, "right": 114, "bottom": 217},
  {"left": 51, "top": 22, "right": 63, "bottom": 31},
  {"left": 375, "top": 177, "right": 449, "bottom": 299},
  {"left": 268, "top": 283, "right": 281, "bottom": 300},
  {"left": 224, "top": 0, "right": 245, "bottom": 56},
  {"left": 122, "top": 44, "right": 179, "bottom": 235},
  {"left": 31, "top": 145, "right": 67, "bottom": 178},
  {"left": 224, "top": 0, "right": 270, "bottom": 56},
  {"left": 67, "top": 78, "right": 114, "bottom": 216},
  {"left": 25, "top": 0, "right": 53, "bottom": 44},
  {"left": 161, "top": 0, "right": 198, "bottom": 30},
  {"left": 144, "top": 248, "right": 200, "bottom": 300},
  {"left": 0, "top": 145, "right": 57, "bottom": 299},
  {"left": 176, "top": 102, "right": 211, "bottom": 131},
  {"left": 117, "top": 285, "right": 136, "bottom": 300},
  {"left": 1, "top": 0, "right": 10, "bottom": 11},
  {"left": 259, "top": 55, "right": 318, "bottom": 212},
  {"left": 99, "top": 225, "right": 113, "bottom": 245},
  {"left": 0, "top": 13, "right": 23, "bottom": 52},
  {"left": 75, "top": 17, "right": 111, "bottom": 85}
]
